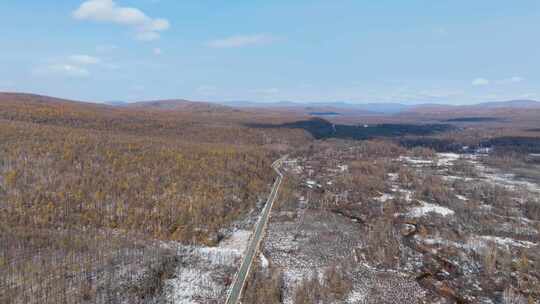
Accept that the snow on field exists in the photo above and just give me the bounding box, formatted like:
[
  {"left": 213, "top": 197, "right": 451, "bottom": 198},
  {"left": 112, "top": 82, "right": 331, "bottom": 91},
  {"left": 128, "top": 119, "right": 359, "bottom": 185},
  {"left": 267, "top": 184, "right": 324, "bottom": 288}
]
[
  {"left": 346, "top": 267, "right": 427, "bottom": 304},
  {"left": 265, "top": 209, "right": 364, "bottom": 304},
  {"left": 437, "top": 152, "right": 461, "bottom": 166},
  {"left": 479, "top": 203, "right": 492, "bottom": 211},
  {"left": 260, "top": 253, "right": 269, "bottom": 269},
  {"left": 218, "top": 229, "right": 251, "bottom": 252},
  {"left": 346, "top": 289, "right": 368, "bottom": 303},
  {"left": 437, "top": 153, "right": 540, "bottom": 194},
  {"left": 374, "top": 193, "right": 394, "bottom": 203},
  {"left": 467, "top": 235, "right": 537, "bottom": 250},
  {"left": 387, "top": 172, "right": 399, "bottom": 181},
  {"left": 161, "top": 229, "right": 252, "bottom": 304},
  {"left": 476, "top": 167, "right": 540, "bottom": 193},
  {"left": 417, "top": 234, "right": 538, "bottom": 253},
  {"left": 399, "top": 152, "right": 540, "bottom": 195},
  {"left": 400, "top": 153, "right": 467, "bottom": 168},
  {"left": 398, "top": 156, "right": 433, "bottom": 166},
  {"left": 390, "top": 187, "right": 413, "bottom": 202},
  {"left": 195, "top": 246, "right": 241, "bottom": 266},
  {"left": 440, "top": 175, "right": 475, "bottom": 182},
  {"left": 164, "top": 268, "right": 223, "bottom": 303},
  {"left": 417, "top": 235, "right": 461, "bottom": 248},
  {"left": 407, "top": 201, "right": 454, "bottom": 218},
  {"left": 281, "top": 267, "right": 316, "bottom": 304},
  {"left": 456, "top": 194, "right": 469, "bottom": 201}
]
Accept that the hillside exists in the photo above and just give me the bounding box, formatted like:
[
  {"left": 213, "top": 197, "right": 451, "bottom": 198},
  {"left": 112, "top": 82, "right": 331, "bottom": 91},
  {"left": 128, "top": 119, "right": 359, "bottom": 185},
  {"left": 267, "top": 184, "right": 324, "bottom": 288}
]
[
  {"left": 0, "top": 92, "right": 299, "bottom": 304},
  {"left": 0, "top": 92, "right": 100, "bottom": 105},
  {"left": 0, "top": 93, "right": 312, "bottom": 145},
  {"left": 477, "top": 99, "right": 540, "bottom": 109}
]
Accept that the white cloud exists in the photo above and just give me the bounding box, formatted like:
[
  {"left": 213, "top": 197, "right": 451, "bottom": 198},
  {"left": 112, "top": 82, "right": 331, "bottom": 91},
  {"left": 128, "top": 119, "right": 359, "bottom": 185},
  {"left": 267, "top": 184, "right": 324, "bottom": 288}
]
[
  {"left": 472, "top": 78, "right": 489, "bottom": 86},
  {"left": 153, "top": 48, "right": 162, "bottom": 55},
  {"left": 502, "top": 76, "right": 524, "bottom": 83},
  {"left": 73, "top": 0, "right": 170, "bottom": 41},
  {"left": 69, "top": 54, "right": 101, "bottom": 65},
  {"left": 487, "top": 76, "right": 525, "bottom": 85},
  {"left": 207, "top": 34, "right": 278, "bottom": 48},
  {"left": 35, "top": 64, "right": 90, "bottom": 78}
]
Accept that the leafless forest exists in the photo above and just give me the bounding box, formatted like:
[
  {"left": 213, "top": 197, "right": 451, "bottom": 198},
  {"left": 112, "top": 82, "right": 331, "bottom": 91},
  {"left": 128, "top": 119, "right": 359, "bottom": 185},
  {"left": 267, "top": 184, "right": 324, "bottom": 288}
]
[{"left": 1, "top": 93, "right": 540, "bottom": 303}]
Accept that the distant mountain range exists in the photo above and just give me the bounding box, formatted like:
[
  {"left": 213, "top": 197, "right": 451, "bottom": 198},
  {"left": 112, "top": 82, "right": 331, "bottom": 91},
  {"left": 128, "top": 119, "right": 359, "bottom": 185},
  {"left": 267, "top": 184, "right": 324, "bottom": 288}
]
[
  {"left": 105, "top": 100, "right": 128, "bottom": 106},
  {"left": 218, "top": 99, "right": 540, "bottom": 115},
  {"left": 124, "top": 99, "right": 235, "bottom": 113},
  {"left": 219, "top": 100, "right": 410, "bottom": 114},
  {"left": 2, "top": 92, "right": 540, "bottom": 116},
  {"left": 472, "top": 100, "right": 540, "bottom": 109}
]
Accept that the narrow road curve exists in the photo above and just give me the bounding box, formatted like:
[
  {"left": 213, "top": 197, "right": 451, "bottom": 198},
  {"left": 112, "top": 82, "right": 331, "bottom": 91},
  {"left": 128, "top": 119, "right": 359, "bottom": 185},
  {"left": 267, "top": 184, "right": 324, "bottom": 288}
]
[{"left": 225, "top": 156, "right": 286, "bottom": 304}]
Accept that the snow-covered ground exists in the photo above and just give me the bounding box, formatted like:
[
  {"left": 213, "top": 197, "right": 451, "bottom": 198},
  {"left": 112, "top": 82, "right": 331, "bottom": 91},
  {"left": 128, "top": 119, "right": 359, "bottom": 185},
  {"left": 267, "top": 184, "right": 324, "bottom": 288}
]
[
  {"left": 218, "top": 229, "right": 251, "bottom": 252},
  {"left": 467, "top": 235, "right": 537, "bottom": 250},
  {"left": 374, "top": 193, "right": 394, "bottom": 203},
  {"left": 265, "top": 148, "right": 540, "bottom": 303},
  {"left": 398, "top": 156, "right": 433, "bottom": 166},
  {"left": 399, "top": 152, "right": 540, "bottom": 195},
  {"left": 437, "top": 152, "right": 461, "bottom": 166},
  {"left": 346, "top": 289, "right": 368, "bottom": 304},
  {"left": 472, "top": 161, "right": 540, "bottom": 193},
  {"left": 456, "top": 194, "right": 468, "bottom": 201},
  {"left": 416, "top": 234, "right": 538, "bottom": 252},
  {"left": 164, "top": 268, "right": 223, "bottom": 302},
  {"left": 407, "top": 201, "right": 455, "bottom": 218},
  {"left": 264, "top": 208, "right": 364, "bottom": 304},
  {"left": 390, "top": 186, "right": 413, "bottom": 202},
  {"left": 160, "top": 229, "right": 252, "bottom": 304}
]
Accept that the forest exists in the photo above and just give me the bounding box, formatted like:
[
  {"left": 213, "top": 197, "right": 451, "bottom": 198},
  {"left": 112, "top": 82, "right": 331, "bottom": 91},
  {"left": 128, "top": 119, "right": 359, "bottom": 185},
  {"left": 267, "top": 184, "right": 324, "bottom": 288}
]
[
  {"left": 0, "top": 94, "right": 307, "bottom": 304},
  {"left": 2, "top": 93, "right": 540, "bottom": 303}
]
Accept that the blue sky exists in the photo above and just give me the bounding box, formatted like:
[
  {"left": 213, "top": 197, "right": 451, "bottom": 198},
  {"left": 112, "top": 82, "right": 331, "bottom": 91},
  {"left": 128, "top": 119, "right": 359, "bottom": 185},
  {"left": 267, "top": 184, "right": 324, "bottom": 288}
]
[{"left": 1, "top": 0, "right": 539, "bottom": 104}]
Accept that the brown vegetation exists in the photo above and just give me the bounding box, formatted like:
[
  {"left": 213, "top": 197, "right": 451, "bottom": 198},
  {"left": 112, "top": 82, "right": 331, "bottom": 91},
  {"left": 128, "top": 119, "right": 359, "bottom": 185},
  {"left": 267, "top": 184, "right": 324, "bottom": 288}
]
[
  {"left": 294, "top": 263, "right": 353, "bottom": 304},
  {"left": 242, "top": 262, "right": 284, "bottom": 304},
  {"left": 0, "top": 93, "right": 305, "bottom": 303}
]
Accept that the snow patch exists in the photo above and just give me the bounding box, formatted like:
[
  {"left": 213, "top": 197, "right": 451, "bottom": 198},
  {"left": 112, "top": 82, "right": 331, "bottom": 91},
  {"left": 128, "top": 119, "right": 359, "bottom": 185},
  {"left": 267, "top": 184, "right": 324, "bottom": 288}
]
[
  {"left": 282, "top": 268, "right": 314, "bottom": 304},
  {"left": 164, "top": 268, "right": 223, "bottom": 303},
  {"left": 374, "top": 193, "right": 394, "bottom": 203},
  {"left": 407, "top": 201, "right": 454, "bottom": 218},
  {"left": 196, "top": 247, "right": 241, "bottom": 266},
  {"left": 387, "top": 173, "right": 399, "bottom": 181},
  {"left": 456, "top": 194, "right": 469, "bottom": 201},
  {"left": 218, "top": 229, "right": 251, "bottom": 252},
  {"left": 399, "top": 156, "right": 433, "bottom": 166},
  {"left": 415, "top": 235, "right": 465, "bottom": 250},
  {"left": 468, "top": 235, "right": 537, "bottom": 250},
  {"left": 437, "top": 153, "right": 461, "bottom": 166},
  {"left": 346, "top": 289, "right": 368, "bottom": 303},
  {"left": 161, "top": 229, "right": 253, "bottom": 303},
  {"left": 260, "top": 253, "right": 269, "bottom": 268},
  {"left": 390, "top": 187, "right": 413, "bottom": 202}
]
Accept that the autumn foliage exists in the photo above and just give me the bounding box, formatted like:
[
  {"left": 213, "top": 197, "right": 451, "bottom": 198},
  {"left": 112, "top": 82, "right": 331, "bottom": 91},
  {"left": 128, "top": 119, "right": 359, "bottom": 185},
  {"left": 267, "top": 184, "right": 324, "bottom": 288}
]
[{"left": 0, "top": 94, "right": 296, "bottom": 303}]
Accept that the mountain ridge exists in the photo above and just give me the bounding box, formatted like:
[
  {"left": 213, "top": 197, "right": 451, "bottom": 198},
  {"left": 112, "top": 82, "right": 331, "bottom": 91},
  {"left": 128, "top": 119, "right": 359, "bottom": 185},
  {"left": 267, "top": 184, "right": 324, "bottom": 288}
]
[{"left": 2, "top": 92, "right": 539, "bottom": 115}]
